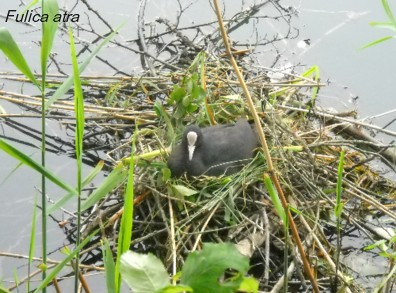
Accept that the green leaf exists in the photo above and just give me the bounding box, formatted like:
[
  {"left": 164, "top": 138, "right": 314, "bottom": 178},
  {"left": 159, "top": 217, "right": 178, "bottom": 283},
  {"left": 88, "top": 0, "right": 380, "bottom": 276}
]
[
  {"left": 185, "top": 103, "right": 198, "bottom": 113},
  {"left": 190, "top": 72, "right": 199, "bottom": 83},
  {"left": 115, "top": 133, "right": 136, "bottom": 291},
  {"left": 174, "top": 106, "right": 186, "bottom": 119},
  {"left": 302, "top": 65, "right": 319, "bottom": 78},
  {"left": 369, "top": 21, "right": 396, "bottom": 31},
  {"left": 191, "top": 84, "right": 205, "bottom": 102},
  {"left": 182, "top": 95, "right": 192, "bottom": 107},
  {"left": 181, "top": 243, "right": 249, "bottom": 293},
  {"left": 170, "top": 86, "right": 186, "bottom": 103},
  {"left": 0, "top": 28, "right": 38, "bottom": 87},
  {"left": 360, "top": 35, "right": 394, "bottom": 50},
  {"left": 47, "top": 160, "right": 104, "bottom": 214},
  {"left": 238, "top": 276, "right": 259, "bottom": 292},
  {"left": 154, "top": 101, "right": 174, "bottom": 142},
  {"left": 0, "top": 104, "right": 5, "bottom": 114},
  {"left": 156, "top": 285, "right": 193, "bottom": 293},
  {"left": 172, "top": 184, "right": 199, "bottom": 197},
  {"left": 334, "top": 202, "right": 344, "bottom": 219},
  {"left": 184, "top": 77, "right": 193, "bottom": 93},
  {"left": 102, "top": 239, "right": 116, "bottom": 293},
  {"left": 379, "top": 251, "right": 391, "bottom": 258},
  {"left": 120, "top": 251, "right": 170, "bottom": 293},
  {"left": 334, "top": 150, "right": 345, "bottom": 218},
  {"left": 69, "top": 27, "right": 84, "bottom": 159},
  {"left": 301, "top": 65, "right": 320, "bottom": 107},
  {"left": 283, "top": 145, "right": 303, "bottom": 152},
  {"left": 22, "top": 0, "right": 40, "bottom": 13},
  {"left": 27, "top": 195, "right": 38, "bottom": 292},
  {"left": 162, "top": 167, "right": 171, "bottom": 181},
  {"left": 68, "top": 27, "right": 85, "bottom": 214},
  {"left": 83, "top": 160, "right": 105, "bottom": 183},
  {"left": 263, "top": 174, "right": 286, "bottom": 225},
  {"left": 81, "top": 163, "right": 128, "bottom": 211},
  {"left": 364, "top": 239, "right": 387, "bottom": 251},
  {"left": 0, "top": 285, "right": 12, "bottom": 293},
  {"left": 188, "top": 52, "right": 206, "bottom": 72},
  {"left": 41, "top": 0, "right": 59, "bottom": 83},
  {"left": 381, "top": 0, "right": 396, "bottom": 26},
  {"left": 0, "top": 139, "right": 76, "bottom": 194}
]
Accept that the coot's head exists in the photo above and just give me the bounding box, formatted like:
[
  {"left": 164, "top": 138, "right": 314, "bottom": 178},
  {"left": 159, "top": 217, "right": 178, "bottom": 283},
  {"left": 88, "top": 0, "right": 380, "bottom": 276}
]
[{"left": 182, "top": 125, "right": 202, "bottom": 161}]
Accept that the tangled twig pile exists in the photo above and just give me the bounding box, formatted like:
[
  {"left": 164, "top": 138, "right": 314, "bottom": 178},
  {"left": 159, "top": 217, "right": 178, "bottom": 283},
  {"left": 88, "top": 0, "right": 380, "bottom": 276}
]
[
  {"left": 1, "top": 0, "right": 395, "bottom": 290},
  {"left": 34, "top": 55, "right": 394, "bottom": 291}
]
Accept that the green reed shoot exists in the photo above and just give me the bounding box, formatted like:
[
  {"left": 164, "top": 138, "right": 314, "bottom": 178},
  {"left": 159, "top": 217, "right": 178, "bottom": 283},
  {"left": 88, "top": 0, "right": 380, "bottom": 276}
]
[
  {"left": 69, "top": 26, "right": 85, "bottom": 291},
  {"left": 114, "top": 128, "right": 137, "bottom": 292},
  {"left": 0, "top": 0, "right": 124, "bottom": 290},
  {"left": 28, "top": 195, "right": 38, "bottom": 292},
  {"left": 361, "top": 0, "right": 396, "bottom": 49},
  {"left": 102, "top": 239, "right": 116, "bottom": 293},
  {"left": 264, "top": 174, "right": 288, "bottom": 292},
  {"left": 334, "top": 150, "right": 345, "bottom": 289},
  {"left": 40, "top": 0, "right": 59, "bottom": 288}
]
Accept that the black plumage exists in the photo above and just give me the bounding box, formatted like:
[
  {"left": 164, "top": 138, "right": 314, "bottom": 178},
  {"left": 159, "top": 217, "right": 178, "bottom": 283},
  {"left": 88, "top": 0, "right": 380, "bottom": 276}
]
[{"left": 167, "top": 119, "right": 259, "bottom": 177}]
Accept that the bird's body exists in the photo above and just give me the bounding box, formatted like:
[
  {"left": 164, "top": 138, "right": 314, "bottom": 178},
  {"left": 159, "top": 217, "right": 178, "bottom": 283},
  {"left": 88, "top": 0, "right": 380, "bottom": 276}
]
[{"left": 167, "top": 119, "right": 259, "bottom": 177}]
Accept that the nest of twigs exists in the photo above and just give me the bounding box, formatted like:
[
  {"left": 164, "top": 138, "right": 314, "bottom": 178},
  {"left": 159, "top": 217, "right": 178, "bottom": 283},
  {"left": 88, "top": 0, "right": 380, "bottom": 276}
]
[{"left": 15, "top": 55, "right": 393, "bottom": 291}]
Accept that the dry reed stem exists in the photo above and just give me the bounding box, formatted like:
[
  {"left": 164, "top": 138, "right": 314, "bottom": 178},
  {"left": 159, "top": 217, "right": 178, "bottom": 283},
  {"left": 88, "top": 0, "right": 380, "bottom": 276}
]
[
  {"left": 168, "top": 197, "right": 177, "bottom": 277},
  {"left": 212, "top": 0, "right": 321, "bottom": 291}
]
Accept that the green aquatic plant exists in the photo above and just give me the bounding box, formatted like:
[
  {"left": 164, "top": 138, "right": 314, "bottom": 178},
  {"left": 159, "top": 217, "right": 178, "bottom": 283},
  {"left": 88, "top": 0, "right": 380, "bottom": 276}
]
[
  {"left": 114, "top": 127, "right": 137, "bottom": 293},
  {"left": 334, "top": 150, "right": 345, "bottom": 290},
  {"left": 361, "top": 0, "right": 396, "bottom": 49},
  {"left": 68, "top": 25, "right": 85, "bottom": 291},
  {"left": 120, "top": 242, "right": 258, "bottom": 293},
  {"left": 0, "top": 2, "right": 59, "bottom": 287},
  {"left": 0, "top": 0, "right": 123, "bottom": 290},
  {"left": 364, "top": 235, "right": 396, "bottom": 292}
]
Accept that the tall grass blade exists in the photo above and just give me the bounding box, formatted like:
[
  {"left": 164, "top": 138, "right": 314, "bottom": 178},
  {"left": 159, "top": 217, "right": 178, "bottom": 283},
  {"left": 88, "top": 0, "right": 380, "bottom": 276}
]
[
  {"left": 69, "top": 26, "right": 85, "bottom": 292},
  {"left": 40, "top": 2, "right": 59, "bottom": 289},
  {"left": 41, "top": 0, "right": 59, "bottom": 86},
  {"left": 0, "top": 284, "right": 11, "bottom": 293},
  {"left": 381, "top": 0, "right": 396, "bottom": 26},
  {"left": 102, "top": 239, "right": 116, "bottom": 293},
  {"left": 0, "top": 28, "right": 39, "bottom": 87},
  {"left": 335, "top": 150, "right": 345, "bottom": 218},
  {"left": 27, "top": 195, "right": 38, "bottom": 292},
  {"left": 0, "top": 160, "right": 23, "bottom": 186},
  {"left": 263, "top": 174, "right": 286, "bottom": 224},
  {"left": 12, "top": 271, "right": 19, "bottom": 289},
  {"left": 302, "top": 65, "right": 320, "bottom": 106},
  {"left": 369, "top": 21, "right": 396, "bottom": 31},
  {"left": 0, "top": 139, "right": 76, "bottom": 194},
  {"left": 21, "top": 0, "right": 40, "bottom": 13},
  {"left": 361, "top": 0, "right": 396, "bottom": 49},
  {"left": 360, "top": 36, "right": 394, "bottom": 49},
  {"left": 264, "top": 174, "right": 289, "bottom": 291},
  {"left": 372, "top": 262, "right": 396, "bottom": 293},
  {"left": 334, "top": 150, "right": 345, "bottom": 290},
  {"left": 45, "top": 23, "right": 125, "bottom": 110},
  {"left": 154, "top": 101, "right": 174, "bottom": 142},
  {"left": 81, "top": 164, "right": 128, "bottom": 211},
  {"left": 46, "top": 160, "right": 104, "bottom": 214},
  {"left": 115, "top": 130, "right": 136, "bottom": 292}
]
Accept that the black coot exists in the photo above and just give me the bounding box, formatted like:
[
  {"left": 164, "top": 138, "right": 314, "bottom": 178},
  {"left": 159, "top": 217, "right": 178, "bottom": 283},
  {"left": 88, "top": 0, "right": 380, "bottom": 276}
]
[{"left": 167, "top": 119, "right": 259, "bottom": 177}]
